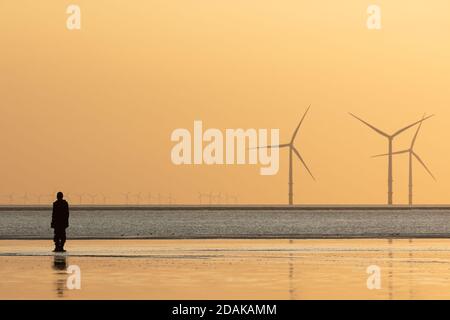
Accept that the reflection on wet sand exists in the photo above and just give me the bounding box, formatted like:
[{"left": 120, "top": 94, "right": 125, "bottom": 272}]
[
  {"left": 388, "top": 238, "right": 393, "bottom": 300},
  {"left": 1, "top": 239, "right": 450, "bottom": 299},
  {"left": 288, "top": 239, "right": 296, "bottom": 300},
  {"left": 409, "top": 238, "right": 414, "bottom": 299},
  {"left": 52, "top": 255, "right": 67, "bottom": 298}
]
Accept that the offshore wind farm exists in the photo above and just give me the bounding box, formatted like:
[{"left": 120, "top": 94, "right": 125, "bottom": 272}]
[
  {"left": 372, "top": 115, "right": 436, "bottom": 205},
  {"left": 0, "top": 107, "right": 438, "bottom": 209},
  {"left": 2, "top": 104, "right": 446, "bottom": 244},
  {"left": 349, "top": 113, "right": 434, "bottom": 205},
  {"left": 0, "top": 108, "right": 444, "bottom": 241}
]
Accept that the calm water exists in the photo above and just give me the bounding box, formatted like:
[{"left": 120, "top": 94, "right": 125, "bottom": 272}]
[
  {"left": 2, "top": 208, "right": 450, "bottom": 238},
  {"left": 1, "top": 239, "right": 450, "bottom": 299}
]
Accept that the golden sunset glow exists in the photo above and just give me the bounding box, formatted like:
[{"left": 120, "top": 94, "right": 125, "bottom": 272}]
[{"left": 1, "top": 1, "right": 450, "bottom": 204}]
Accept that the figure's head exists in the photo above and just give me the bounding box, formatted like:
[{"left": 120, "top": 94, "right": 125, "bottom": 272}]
[{"left": 57, "top": 192, "right": 64, "bottom": 200}]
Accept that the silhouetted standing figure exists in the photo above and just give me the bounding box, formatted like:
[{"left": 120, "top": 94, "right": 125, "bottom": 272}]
[{"left": 51, "top": 192, "right": 69, "bottom": 252}]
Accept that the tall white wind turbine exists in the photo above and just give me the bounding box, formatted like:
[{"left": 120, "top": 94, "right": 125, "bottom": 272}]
[
  {"left": 372, "top": 114, "right": 435, "bottom": 205},
  {"left": 350, "top": 113, "right": 434, "bottom": 205},
  {"left": 258, "top": 106, "right": 315, "bottom": 205}
]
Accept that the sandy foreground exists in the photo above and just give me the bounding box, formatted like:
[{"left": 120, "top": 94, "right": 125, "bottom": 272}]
[{"left": 1, "top": 239, "right": 450, "bottom": 299}]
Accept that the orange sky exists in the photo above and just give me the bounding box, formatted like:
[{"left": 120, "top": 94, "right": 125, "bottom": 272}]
[{"left": 1, "top": 0, "right": 450, "bottom": 205}]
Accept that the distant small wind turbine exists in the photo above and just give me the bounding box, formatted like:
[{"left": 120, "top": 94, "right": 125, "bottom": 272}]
[
  {"left": 350, "top": 113, "right": 433, "bottom": 205},
  {"left": 88, "top": 193, "right": 97, "bottom": 204},
  {"left": 7, "top": 193, "right": 15, "bottom": 204},
  {"left": 147, "top": 192, "right": 152, "bottom": 204},
  {"left": 122, "top": 192, "right": 131, "bottom": 205},
  {"left": 134, "top": 192, "right": 142, "bottom": 205},
  {"left": 43, "top": 193, "right": 52, "bottom": 203},
  {"left": 21, "top": 193, "right": 29, "bottom": 205},
  {"left": 29, "top": 193, "right": 37, "bottom": 204},
  {"left": 206, "top": 192, "right": 213, "bottom": 205},
  {"left": 157, "top": 193, "right": 162, "bottom": 204},
  {"left": 372, "top": 114, "right": 436, "bottom": 205},
  {"left": 76, "top": 193, "right": 85, "bottom": 205},
  {"left": 214, "top": 192, "right": 222, "bottom": 204},
  {"left": 198, "top": 192, "right": 215, "bottom": 204},
  {"left": 37, "top": 194, "right": 45, "bottom": 204},
  {"left": 257, "top": 106, "right": 315, "bottom": 205},
  {"left": 224, "top": 193, "right": 238, "bottom": 205}
]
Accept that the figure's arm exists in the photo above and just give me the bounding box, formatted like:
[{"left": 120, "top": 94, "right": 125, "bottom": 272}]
[
  {"left": 65, "top": 201, "right": 70, "bottom": 227},
  {"left": 51, "top": 203, "right": 55, "bottom": 228}
]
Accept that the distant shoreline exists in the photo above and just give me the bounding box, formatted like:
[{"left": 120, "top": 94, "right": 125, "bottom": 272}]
[
  {"left": 3, "top": 234, "right": 450, "bottom": 240},
  {"left": 2, "top": 204, "right": 450, "bottom": 211}
]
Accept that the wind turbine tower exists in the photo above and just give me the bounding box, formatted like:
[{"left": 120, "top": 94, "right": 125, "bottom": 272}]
[
  {"left": 350, "top": 113, "right": 433, "bottom": 205},
  {"left": 258, "top": 106, "right": 315, "bottom": 205},
  {"left": 372, "top": 114, "right": 435, "bottom": 205}
]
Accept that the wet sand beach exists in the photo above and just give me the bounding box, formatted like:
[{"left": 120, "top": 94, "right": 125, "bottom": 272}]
[{"left": 2, "top": 239, "right": 450, "bottom": 299}]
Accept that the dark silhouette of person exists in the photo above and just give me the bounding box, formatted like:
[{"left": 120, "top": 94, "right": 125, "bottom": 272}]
[{"left": 51, "top": 192, "right": 69, "bottom": 252}]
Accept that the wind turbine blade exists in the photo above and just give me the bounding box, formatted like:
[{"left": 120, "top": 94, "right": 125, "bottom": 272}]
[
  {"left": 249, "top": 144, "right": 290, "bottom": 150},
  {"left": 371, "top": 150, "right": 409, "bottom": 158},
  {"left": 290, "top": 105, "right": 311, "bottom": 143},
  {"left": 413, "top": 152, "right": 436, "bottom": 181},
  {"left": 349, "top": 113, "right": 389, "bottom": 137},
  {"left": 292, "top": 146, "right": 315, "bottom": 181},
  {"left": 393, "top": 114, "right": 434, "bottom": 137},
  {"left": 411, "top": 114, "right": 426, "bottom": 148}
]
